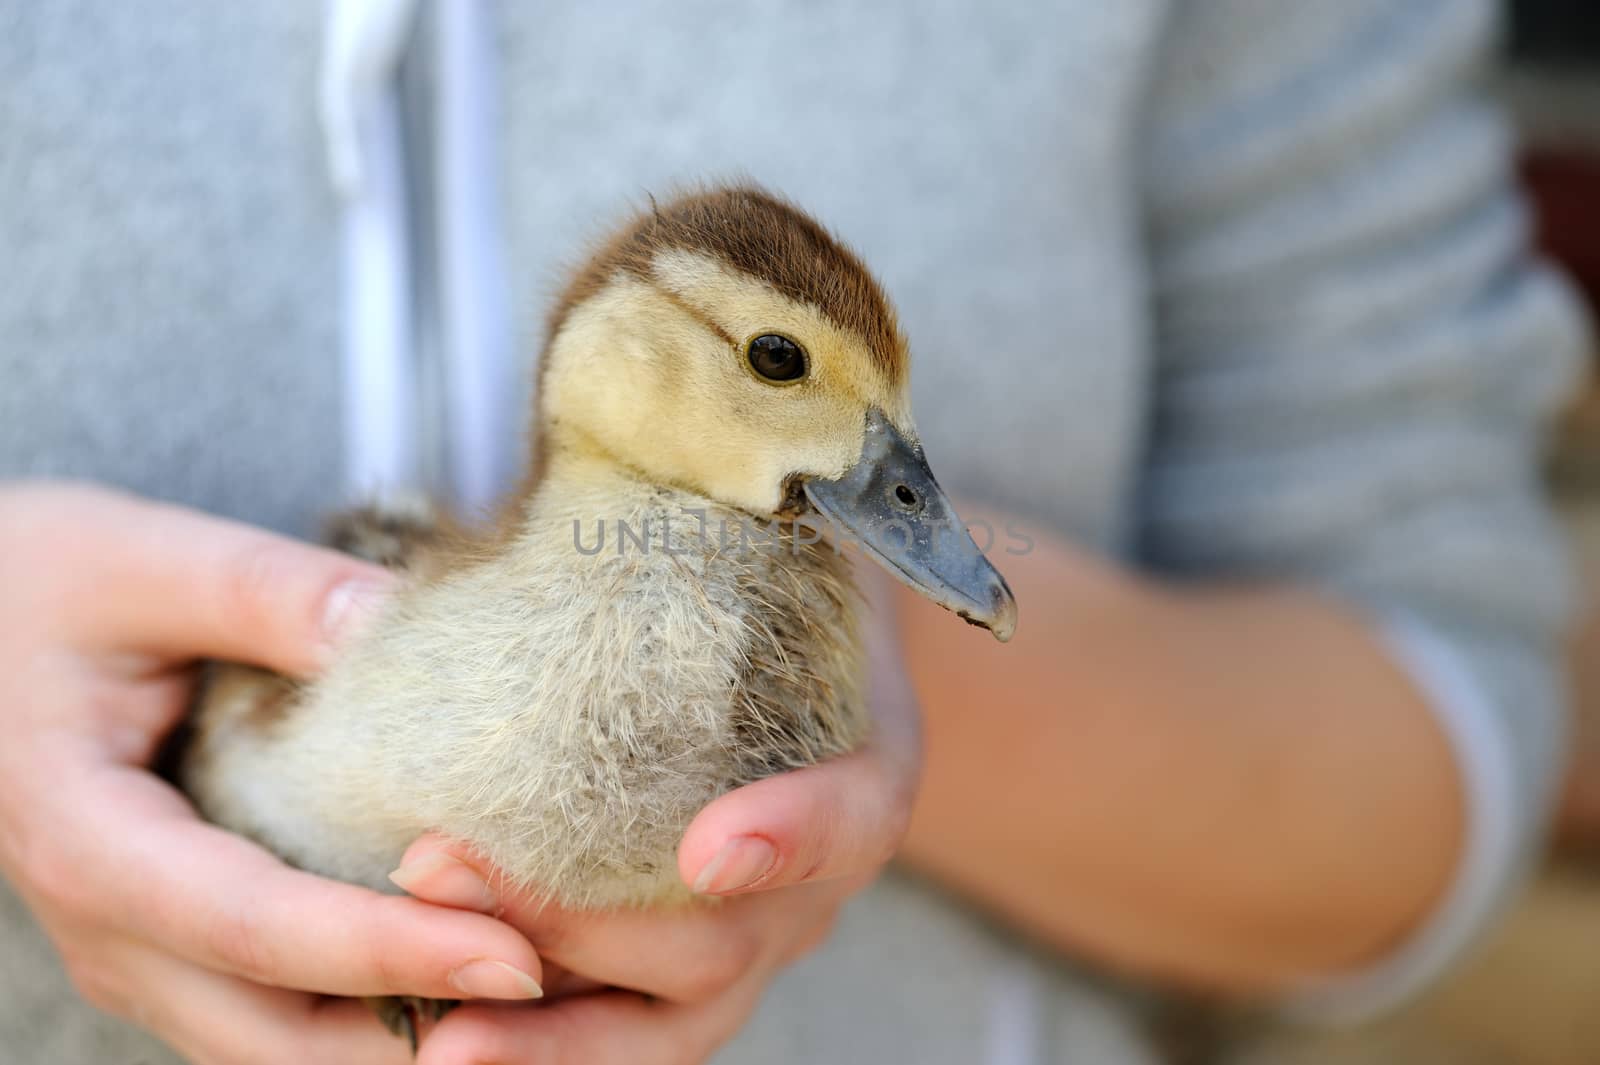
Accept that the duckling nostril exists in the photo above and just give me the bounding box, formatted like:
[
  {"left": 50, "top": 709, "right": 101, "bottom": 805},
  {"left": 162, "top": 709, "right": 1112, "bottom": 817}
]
[{"left": 892, "top": 484, "right": 919, "bottom": 509}]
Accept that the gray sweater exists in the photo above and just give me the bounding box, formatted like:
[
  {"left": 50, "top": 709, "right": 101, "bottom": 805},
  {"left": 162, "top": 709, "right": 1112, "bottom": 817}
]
[{"left": 0, "top": 2, "right": 1586, "bottom": 1063}]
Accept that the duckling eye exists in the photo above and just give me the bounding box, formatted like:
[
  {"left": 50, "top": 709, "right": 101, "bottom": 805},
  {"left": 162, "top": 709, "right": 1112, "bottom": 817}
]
[{"left": 746, "top": 334, "right": 808, "bottom": 383}]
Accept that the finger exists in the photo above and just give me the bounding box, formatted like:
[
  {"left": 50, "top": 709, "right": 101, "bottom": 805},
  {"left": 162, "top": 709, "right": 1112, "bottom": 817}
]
[
  {"left": 117, "top": 942, "right": 413, "bottom": 1065},
  {"left": 62, "top": 770, "right": 544, "bottom": 1002},
  {"left": 525, "top": 888, "right": 841, "bottom": 1003},
  {"left": 38, "top": 488, "right": 394, "bottom": 676},
  {"left": 677, "top": 744, "right": 913, "bottom": 897},
  {"left": 418, "top": 979, "right": 766, "bottom": 1065},
  {"left": 676, "top": 585, "right": 921, "bottom": 898},
  {"left": 393, "top": 835, "right": 836, "bottom": 1004}
]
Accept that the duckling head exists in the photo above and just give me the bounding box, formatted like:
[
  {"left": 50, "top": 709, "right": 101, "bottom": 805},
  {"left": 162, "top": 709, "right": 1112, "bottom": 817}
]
[{"left": 538, "top": 184, "right": 1017, "bottom": 641}]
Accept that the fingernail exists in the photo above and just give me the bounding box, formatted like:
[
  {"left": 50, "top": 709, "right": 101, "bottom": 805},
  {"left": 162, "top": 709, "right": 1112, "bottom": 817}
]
[
  {"left": 692, "top": 836, "right": 779, "bottom": 895},
  {"left": 447, "top": 959, "right": 544, "bottom": 1000},
  {"left": 388, "top": 853, "right": 497, "bottom": 913},
  {"left": 321, "top": 578, "right": 393, "bottom": 649}
]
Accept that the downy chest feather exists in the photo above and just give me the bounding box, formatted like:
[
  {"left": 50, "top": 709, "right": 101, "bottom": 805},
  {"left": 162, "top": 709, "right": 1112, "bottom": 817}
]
[{"left": 277, "top": 482, "right": 869, "bottom": 906}]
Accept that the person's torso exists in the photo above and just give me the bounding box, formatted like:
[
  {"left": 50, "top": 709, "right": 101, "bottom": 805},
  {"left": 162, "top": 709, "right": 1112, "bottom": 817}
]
[
  {"left": 0, "top": 4, "right": 1169, "bottom": 1063},
  {"left": 1, "top": 0, "right": 1160, "bottom": 550}
]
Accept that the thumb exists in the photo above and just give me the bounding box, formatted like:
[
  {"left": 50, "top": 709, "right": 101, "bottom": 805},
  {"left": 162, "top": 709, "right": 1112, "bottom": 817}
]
[
  {"left": 678, "top": 592, "right": 922, "bottom": 897},
  {"left": 677, "top": 745, "right": 915, "bottom": 897},
  {"left": 43, "top": 486, "right": 395, "bottom": 676}
]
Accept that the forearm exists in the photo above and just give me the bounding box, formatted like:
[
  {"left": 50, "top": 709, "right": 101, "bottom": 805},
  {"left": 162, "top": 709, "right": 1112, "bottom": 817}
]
[{"left": 895, "top": 514, "right": 1463, "bottom": 994}]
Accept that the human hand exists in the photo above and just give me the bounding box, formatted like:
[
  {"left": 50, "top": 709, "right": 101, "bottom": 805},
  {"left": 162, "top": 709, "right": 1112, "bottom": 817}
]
[
  {"left": 0, "top": 483, "right": 546, "bottom": 1065},
  {"left": 388, "top": 574, "right": 923, "bottom": 1065}
]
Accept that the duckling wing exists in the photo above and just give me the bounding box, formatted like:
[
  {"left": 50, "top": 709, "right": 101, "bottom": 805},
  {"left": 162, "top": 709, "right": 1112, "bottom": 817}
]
[
  {"left": 175, "top": 499, "right": 451, "bottom": 877},
  {"left": 322, "top": 498, "right": 447, "bottom": 572}
]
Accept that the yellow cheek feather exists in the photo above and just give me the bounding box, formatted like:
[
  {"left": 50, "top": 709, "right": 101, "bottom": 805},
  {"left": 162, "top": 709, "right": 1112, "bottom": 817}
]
[
  {"left": 540, "top": 252, "right": 914, "bottom": 516},
  {"left": 650, "top": 248, "right": 911, "bottom": 424}
]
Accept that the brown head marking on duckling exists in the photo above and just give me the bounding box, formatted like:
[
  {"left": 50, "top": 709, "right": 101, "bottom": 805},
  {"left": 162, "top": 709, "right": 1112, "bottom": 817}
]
[{"left": 546, "top": 184, "right": 906, "bottom": 385}]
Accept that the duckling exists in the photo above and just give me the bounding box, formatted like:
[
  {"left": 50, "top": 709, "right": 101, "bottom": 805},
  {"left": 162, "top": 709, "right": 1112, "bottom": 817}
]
[{"left": 181, "top": 183, "right": 1016, "bottom": 1044}]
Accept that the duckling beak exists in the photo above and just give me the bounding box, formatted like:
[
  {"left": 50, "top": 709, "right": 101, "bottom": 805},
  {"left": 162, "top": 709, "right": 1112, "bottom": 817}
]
[{"left": 803, "top": 409, "right": 1018, "bottom": 642}]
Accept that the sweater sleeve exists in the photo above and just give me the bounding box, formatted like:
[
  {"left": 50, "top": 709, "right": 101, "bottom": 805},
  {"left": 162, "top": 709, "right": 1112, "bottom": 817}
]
[{"left": 1136, "top": 0, "right": 1590, "bottom": 1020}]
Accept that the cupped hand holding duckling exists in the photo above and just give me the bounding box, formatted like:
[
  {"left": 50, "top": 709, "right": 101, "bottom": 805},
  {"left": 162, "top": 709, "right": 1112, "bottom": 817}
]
[{"left": 0, "top": 483, "right": 920, "bottom": 1065}]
